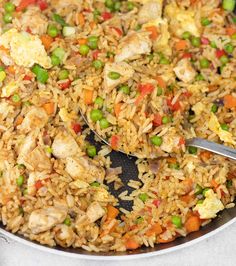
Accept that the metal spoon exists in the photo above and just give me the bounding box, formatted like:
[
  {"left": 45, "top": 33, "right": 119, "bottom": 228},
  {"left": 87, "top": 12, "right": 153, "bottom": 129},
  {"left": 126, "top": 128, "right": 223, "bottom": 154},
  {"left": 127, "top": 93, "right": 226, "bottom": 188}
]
[{"left": 81, "top": 110, "right": 236, "bottom": 160}]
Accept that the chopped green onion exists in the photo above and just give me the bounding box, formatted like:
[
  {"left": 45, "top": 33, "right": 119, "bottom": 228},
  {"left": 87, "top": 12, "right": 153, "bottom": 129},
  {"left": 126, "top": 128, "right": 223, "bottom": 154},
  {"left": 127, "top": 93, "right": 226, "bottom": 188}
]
[
  {"left": 32, "top": 65, "right": 49, "bottom": 84},
  {"left": 195, "top": 73, "right": 205, "bottom": 81},
  {"left": 0, "top": 71, "right": 6, "bottom": 82},
  {"left": 211, "top": 104, "right": 218, "bottom": 113},
  {"left": 226, "top": 180, "right": 233, "bottom": 188},
  {"left": 220, "top": 123, "right": 229, "bottom": 131},
  {"left": 197, "top": 199, "right": 204, "bottom": 204},
  {"left": 16, "top": 175, "right": 24, "bottom": 187},
  {"left": 210, "top": 41, "right": 217, "bottom": 48},
  {"left": 90, "top": 181, "right": 100, "bottom": 187},
  {"left": 169, "top": 163, "right": 180, "bottom": 170},
  {"left": 195, "top": 184, "right": 203, "bottom": 195},
  {"left": 62, "top": 26, "right": 76, "bottom": 37},
  {"left": 136, "top": 216, "right": 144, "bottom": 224},
  {"left": 188, "top": 146, "right": 198, "bottom": 154},
  {"left": 202, "top": 188, "right": 210, "bottom": 197},
  {"left": 53, "top": 13, "right": 67, "bottom": 26},
  {"left": 159, "top": 57, "right": 170, "bottom": 65},
  {"left": 17, "top": 164, "right": 26, "bottom": 170},
  {"left": 11, "top": 93, "right": 21, "bottom": 103},
  {"left": 63, "top": 217, "right": 71, "bottom": 226},
  {"left": 156, "top": 87, "right": 163, "bottom": 96},
  {"left": 108, "top": 71, "right": 121, "bottom": 80},
  {"left": 86, "top": 145, "right": 97, "bottom": 157},
  {"left": 171, "top": 215, "right": 182, "bottom": 228}
]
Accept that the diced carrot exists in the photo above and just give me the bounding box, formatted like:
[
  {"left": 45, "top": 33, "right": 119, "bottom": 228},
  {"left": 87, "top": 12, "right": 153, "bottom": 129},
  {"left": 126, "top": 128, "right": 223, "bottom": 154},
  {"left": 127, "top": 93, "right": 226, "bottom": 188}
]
[
  {"left": 106, "top": 205, "right": 119, "bottom": 221},
  {"left": 6, "top": 66, "right": 15, "bottom": 75},
  {"left": 145, "top": 26, "right": 159, "bottom": 40},
  {"left": 153, "top": 114, "right": 162, "bottom": 127},
  {"left": 158, "top": 235, "right": 176, "bottom": 243},
  {"left": 182, "top": 178, "right": 193, "bottom": 194},
  {"left": 84, "top": 89, "right": 93, "bottom": 105},
  {"left": 42, "top": 102, "right": 55, "bottom": 115},
  {"left": 16, "top": 0, "right": 36, "bottom": 12},
  {"left": 156, "top": 76, "right": 166, "bottom": 89},
  {"left": 78, "top": 38, "right": 87, "bottom": 45},
  {"left": 200, "top": 150, "right": 212, "bottom": 161},
  {"left": 167, "top": 98, "right": 181, "bottom": 111},
  {"left": 23, "top": 75, "right": 32, "bottom": 81},
  {"left": 125, "top": 238, "right": 140, "bottom": 250},
  {"left": 89, "top": 21, "right": 96, "bottom": 30},
  {"left": 185, "top": 215, "right": 201, "bottom": 233},
  {"left": 78, "top": 13, "right": 85, "bottom": 27},
  {"left": 40, "top": 34, "right": 53, "bottom": 50},
  {"left": 0, "top": 45, "right": 9, "bottom": 53},
  {"left": 145, "top": 223, "right": 162, "bottom": 237},
  {"left": 175, "top": 40, "right": 188, "bottom": 51},
  {"left": 180, "top": 194, "right": 194, "bottom": 204},
  {"left": 110, "top": 135, "right": 119, "bottom": 150},
  {"left": 114, "top": 103, "right": 122, "bottom": 117},
  {"left": 211, "top": 179, "right": 219, "bottom": 189},
  {"left": 15, "top": 115, "right": 24, "bottom": 126},
  {"left": 35, "top": 180, "right": 43, "bottom": 190},
  {"left": 224, "top": 94, "right": 236, "bottom": 108},
  {"left": 226, "top": 26, "right": 236, "bottom": 36},
  {"left": 182, "top": 52, "right": 192, "bottom": 59},
  {"left": 166, "top": 157, "right": 177, "bottom": 164}
]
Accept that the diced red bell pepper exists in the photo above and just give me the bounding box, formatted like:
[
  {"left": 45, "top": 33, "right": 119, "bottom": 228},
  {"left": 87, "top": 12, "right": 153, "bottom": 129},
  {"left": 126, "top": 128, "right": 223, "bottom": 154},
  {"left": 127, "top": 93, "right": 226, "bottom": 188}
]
[
  {"left": 26, "top": 27, "right": 32, "bottom": 33},
  {"left": 110, "top": 135, "right": 119, "bottom": 150},
  {"left": 16, "top": 0, "right": 37, "bottom": 12},
  {"left": 201, "top": 37, "right": 210, "bottom": 45},
  {"left": 152, "top": 199, "right": 161, "bottom": 207},
  {"left": 37, "top": 0, "right": 48, "bottom": 10},
  {"left": 92, "top": 50, "right": 100, "bottom": 60},
  {"left": 178, "top": 137, "right": 185, "bottom": 146},
  {"left": 72, "top": 123, "right": 81, "bottom": 134},
  {"left": 167, "top": 98, "right": 181, "bottom": 111},
  {"left": 111, "top": 27, "right": 123, "bottom": 36},
  {"left": 153, "top": 114, "right": 162, "bottom": 127},
  {"left": 182, "top": 53, "right": 192, "bottom": 59},
  {"left": 35, "top": 180, "right": 43, "bottom": 190},
  {"left": 215, "top": 49, "right": 226, "bottom": 58},
  {"left": 23, "top": 75, "right": 32, "bottom": 81},
  {"left": 59, "top": 80, "right": 71, "bottom": 90},
  {"left": 135, "top": 83, "right": 154, "bottom": 105},
  {"left": 182, "top": 90, "right": 192, "bottom": 98},
  {"left": 101, "top": 12, "right": 112, "bottom": 21}
]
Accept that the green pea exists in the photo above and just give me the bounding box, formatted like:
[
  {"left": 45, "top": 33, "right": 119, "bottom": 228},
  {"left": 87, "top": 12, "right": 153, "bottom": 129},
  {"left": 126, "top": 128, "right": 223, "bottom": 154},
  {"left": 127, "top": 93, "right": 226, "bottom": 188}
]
[
  {"left": 201, "top": 17, "right": 211, "bottom": 26},
  {"left": 0, "top": 71, "right": 6, "bottom": 82},
  {"left": 150, "top": 136, "right": 163, "bottom": 146},
  {"left": 224, "top": 43, "right": 234, "bottom": 54},
  {"left": 4, "top": 2, "right": 15, "bottom": 12},
  {"left": 105, "top": 0, "right": 114, "bottom": 9},
  {"left": 93, "top": 9, "right": 101, "bottom": 20},
  {"left": 17, "top": 164, "right": 26, "bottom": 170},
  {"left": 188, "top": 146, "right": 198, "bottom": 154},
  {"left": 106, "top": 51, "right": 115, "bottom": 58},
  {"left": 58, "top": 69, "right": 69, "bottom": 80},
  {"left": 114, "top": 1, "right": 121, "bottom": 11},
  {"left": 79, "top": 44, "right": 90, "bottom": 56},
  {"left": 135, "top": 24, "right": 142, "bottom": 31},
  {"left": 171, "top": 215, "right": 182, "bottom": 228},
  {"left": 191, "top": 36, "right": 201, "bottom": 47},
  {"left": 222, "top": 0, "right": 235, "bottom": 11},
  {"left": 200, "top": 58, "right": 210, "bottom": 68},
  {"left": 11, "top": 93, "right": 21, "bottom": 103},
  {"left": 3, "top": 13, "right": 13, "bottom": 23},
  {"left": 92, "top": 59, "right": 103, "bottom": 70},
  {"left": 90, "top": 181, "right": 100, "bottom": 187},
  {"left": 94, "top": 97, "right": 104, "bottom": 107},
  {"left": 211, "top": 104, "right": 218, "bottom": 113},
  {"left": 53, "top": 13, "right": 67, "bottom": 26},
  {"left": 87, "top": 36, "right": 99, "bottom": 50},
  {"left": 195, "top": 73, "right": 205, "bottom": 81},
  {"left": 86, "top": 145, "right": 97, "bottom": 157},
  {"left": 99, "top": 118, "right": 110, "bottom": 129},
  {"left": 202, "top": 188, "right": 210, "bottom": 197},
  {"left": 63, "top": 217, "right": 71, "bottom": 226},
  {"left": 197, "top": 199, "right": 204, "bottom": 204},
  {"left": 23, "top": 188, "right": 28, "bottom": 196},
  {"left": 139, "top": 193, "right": 148, "bottom": 202},
  {"left": 47, "top": 25, "right": 59, "bottom": 38},
  {"left": 159, "top": 57, "right": 170, "bottom": 65},
  {"left": 220, "top": 55, "right": 229, "bottom": 65},
  {"left": 32, "top": 65, "right": 49, "bottom": 84},
  {"left": 90, "top": 109, "right": 103, "bottom": 122},
  {"left": 50, "top": 55, "right": 60, "bottom": 66},
  {"left": 136, "top": 216, "right": 144, "bottom": 224},
  {"left": 162, "top": 116, "right": 170, "bottom": 124},
  {"left": 119, "top": 85, "right": 130, "bottom": 95},
  {"left": 182, "top": 31, "right": 191, "bottom": 40},
  {"left": 220, "top": 123, "right": 229, "bottom": 131},
  {"left": 127, "top": 1, "right": 134, "bottom": 11},
  {"left": 195, "top": 184, "right": 203, "bottom": 195},
  {"left": 108, "top": 71, "right": 121, "bottom": 80},
  {"left": 226, "top": 180, "right": 233, "bottom": 188},
  {"left": 52, "top": 47, "right": 65, "bottom": 61},
  {"left": 16, "top": 175, "right": 24, "bottom": 187},
  {"left": 210, "top": 41, "right": 217, "bottom": 48},
  {"left": 156, "top": 87, "right": 163, "bottom": 96},
  {"left": 169, "top": 163, "right": 180, "bottom": 170}
]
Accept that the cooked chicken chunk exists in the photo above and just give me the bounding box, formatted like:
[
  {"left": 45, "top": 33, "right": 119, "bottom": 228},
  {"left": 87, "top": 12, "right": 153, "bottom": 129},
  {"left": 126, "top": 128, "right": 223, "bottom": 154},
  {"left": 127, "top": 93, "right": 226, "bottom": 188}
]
[
  {"left": 173, "top": 59, "right": 196, "bottom": 83},
  {"left": 17, "top": 7, "right": 48, "bottom": 35},
  {"left": 138, "top": 1, "right": 163, "bottom": 24},
  {"left": 66, "top": 156, "right": 105, "bottom": 183},
  {"left": 115, "top": 31, "right": 152, "bottom": 62},
  {"left": 160, "top": 128, "right": 181, "bottom": 153},
  {"left": 28, "top": 206, "right": 67, "bottom": 234},
  {"left": 52, "top": 131, "right": 79, "bottom": 159},
  {"left": 86, "top": 202, "right": 105, "bottom": 223},
  {"left": 19, "top": 107, "right": 48, "bottom": 133},
  {"left": 27, "top": 171, "right": 48, "bottom": 196},
  {"left": 22, "top": 146, "right": 52, "bottom": 172},
  {"left": 54, "top": 224, "right": 76, "bottom": 247},
  {"left": 103, "top": 62, "right": 134, "bottom": 93}
]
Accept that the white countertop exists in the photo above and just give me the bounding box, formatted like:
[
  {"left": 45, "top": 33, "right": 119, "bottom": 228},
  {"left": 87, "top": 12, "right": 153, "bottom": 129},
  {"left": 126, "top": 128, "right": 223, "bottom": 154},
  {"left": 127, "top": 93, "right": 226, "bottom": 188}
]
[{"left": 0, "top": 221, "right": 235, "bottom": 266}]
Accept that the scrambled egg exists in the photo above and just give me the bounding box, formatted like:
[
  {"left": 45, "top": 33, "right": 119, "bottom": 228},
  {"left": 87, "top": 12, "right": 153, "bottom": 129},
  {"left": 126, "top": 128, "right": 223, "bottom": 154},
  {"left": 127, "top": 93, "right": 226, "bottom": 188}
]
[
  {"left": 93, "top": 187, "right": 109, "bottom": 201},
  {"left": 0, "top": 29, "right": 52, "bottom": 69},
  {"left": 1, "top": 81, "right": 18, "bottom": 98},
  {"left": 187, "top": 84, "right": 209, "bottom": 94},
  {"left": 165, "top": 2, "right": 200, "bottom": 37},
  {"left": 192, "top": 102, "right": 205, "bottom": 116},
  {"left": 194, "top": 189, "right": 224, "bottom": 219},
  {"left": 59, "top": 108, "right": 75, "bottom": 123},
  {"left": 208, "top": 113, "right": 235, "bottom": 145}
]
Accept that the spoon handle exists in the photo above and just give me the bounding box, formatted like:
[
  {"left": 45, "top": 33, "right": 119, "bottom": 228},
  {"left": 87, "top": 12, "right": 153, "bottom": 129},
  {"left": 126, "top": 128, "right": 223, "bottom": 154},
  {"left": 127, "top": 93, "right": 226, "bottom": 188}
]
[{"left": 186, "top": 138, "right": 236, "bottom": 160}]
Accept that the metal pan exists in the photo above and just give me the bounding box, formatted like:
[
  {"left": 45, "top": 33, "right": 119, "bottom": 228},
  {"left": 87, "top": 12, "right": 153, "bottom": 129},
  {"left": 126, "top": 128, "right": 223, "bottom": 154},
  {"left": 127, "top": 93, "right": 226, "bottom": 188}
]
[{"left": 0, "top": 132, "right": 236, "bottom": 260}]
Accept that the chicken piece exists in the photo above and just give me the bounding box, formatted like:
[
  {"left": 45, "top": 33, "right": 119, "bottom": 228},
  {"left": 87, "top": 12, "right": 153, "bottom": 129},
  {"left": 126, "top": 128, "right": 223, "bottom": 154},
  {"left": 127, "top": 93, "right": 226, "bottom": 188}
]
[
  {"left": 22, "top": 146, "right": 52, "bottom": 172},
  {"left": 92, "top": 187, "right": 109, "bottom": 201},
  {"left": 52, "top": 131, "right": 79, "bottom": 159},
  {"left": 86, "top": 202, "right": 105, "bottom": 223},
  {"left": 65, "top": 156, "right": 105, "bottom": 183},
  {"left": 138, "top": 1, "right": 163, "bottom": 24},
  {"left": 19, "top": 107, "right": 48, "bottom": 133},
  {"left": 28, "top": 206, "right": 67, "bottom": 234},
  {"left": 193, "top": 189, "right": 224, "bottom": 219},
  {"left": 51, "top": 0, "right": 82, "bottom": 13},
  {"left": 115, "top": 31, "right": 152, "bottom": 62},
  {"left": 165, "top": 2, "right": 200, "bottom": 37},
  {"left": 173, "top": 59, "right": 196, "bottom": 83},
  {"left": 27, "top": 171, "right": 49, "bottom": 196},
  {"left": 54, "top": 224, "right": 76, "bottom": 247},
  {"left": 17, "top": 7, "right": 48, "bottom": 35},
  {"left": 17, "top": 131, "right": 37, "bottom": 165},
  {"left": 0, "top": 101, "right": 14, "bottom": 121},
  {"left": 160, "top": 128, "right": 181, "bottom": 153},
  {"left": 103, "top": 62, "right": 134, "bottom": 93}
]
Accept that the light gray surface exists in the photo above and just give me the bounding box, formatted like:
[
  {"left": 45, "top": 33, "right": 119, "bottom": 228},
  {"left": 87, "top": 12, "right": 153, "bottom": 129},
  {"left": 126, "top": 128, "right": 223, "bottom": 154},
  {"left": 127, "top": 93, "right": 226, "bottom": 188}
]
[{"left": 0, "top": 222, "right": 235, "bottom": 266}]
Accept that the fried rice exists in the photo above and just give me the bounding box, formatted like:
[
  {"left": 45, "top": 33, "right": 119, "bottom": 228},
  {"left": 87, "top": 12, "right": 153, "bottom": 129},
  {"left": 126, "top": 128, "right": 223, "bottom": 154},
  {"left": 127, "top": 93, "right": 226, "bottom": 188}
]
[{"left": 0, "top": 0, "right": 236, "bottom": 252}]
